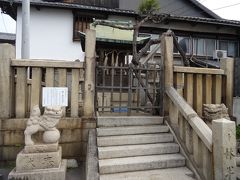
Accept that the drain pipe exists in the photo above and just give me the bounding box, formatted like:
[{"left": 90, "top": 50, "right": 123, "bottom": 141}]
[{"left": 21, "top": 0, "right": 30, "bottom": 59}]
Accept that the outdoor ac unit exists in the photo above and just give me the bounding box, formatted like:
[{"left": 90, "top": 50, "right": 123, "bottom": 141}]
[{"left": 213, "top": 50, "right": 227, "bottom": 59}]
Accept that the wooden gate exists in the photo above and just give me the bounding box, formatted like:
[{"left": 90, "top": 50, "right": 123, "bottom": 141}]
[{"left": 95, "top": 63, "right": 164, "bottom": 116}]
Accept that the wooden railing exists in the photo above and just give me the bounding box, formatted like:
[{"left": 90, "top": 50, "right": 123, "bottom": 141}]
[{"left": 11, "top": 59, "right": 85, "bottom": 118}]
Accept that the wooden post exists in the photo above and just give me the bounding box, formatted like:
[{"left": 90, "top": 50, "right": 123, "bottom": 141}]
[
  {"left": 83, "top": 29, "right": 96, "bottom": 117},
  {"left": 220, "top": 58, "right": 234, "bottom": 116},
  {"left": 212, "top": 118, "right": 236, "bottom": 180},
  {"left": 0, "top": 44, "right": 15, "bottom": 118}
]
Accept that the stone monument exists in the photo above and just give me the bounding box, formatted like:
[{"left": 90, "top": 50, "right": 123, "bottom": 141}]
[{"left": 8, "top": 105, "right": 67, "bottom": 180}]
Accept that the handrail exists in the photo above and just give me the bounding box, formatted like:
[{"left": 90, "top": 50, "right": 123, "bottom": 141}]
[
  {"left": 166, "top": 86, "right": 212, "bottom": 152},
  {"left": 11, "top": 59, "right": 84, "bottom": 68}
]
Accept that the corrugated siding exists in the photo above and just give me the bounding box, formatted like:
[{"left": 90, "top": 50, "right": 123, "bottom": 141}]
[
  {"left": 235, "top": 58, "right": 240, "bottom": 97},
  {"left": 63, "top": 0, "right": 119, "bottom": 8}
]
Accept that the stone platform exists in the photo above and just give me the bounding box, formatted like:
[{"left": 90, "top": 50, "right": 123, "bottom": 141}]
[
  {"left": 16, "top": 147, "right": 62, "bottom": 172},
  {"left": 8, "top": 159, "right": 67, "bottom": 180}
]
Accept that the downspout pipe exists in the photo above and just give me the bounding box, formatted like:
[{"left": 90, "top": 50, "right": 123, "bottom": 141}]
[{"left": 21, "top": 0, "right": 30, "bottom": 59}]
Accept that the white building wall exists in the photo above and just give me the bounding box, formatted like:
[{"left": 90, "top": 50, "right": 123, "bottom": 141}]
[{"left": 16, "top": 7, "right": 84, "bottom": 61}]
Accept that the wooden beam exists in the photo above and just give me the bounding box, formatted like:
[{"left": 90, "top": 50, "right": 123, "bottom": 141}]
[
  {"left": 11, "top": 59, "right": 84, "bottom": 68},
  {"left": 174, "top": 66, "right": 224, "bottom": 75}
]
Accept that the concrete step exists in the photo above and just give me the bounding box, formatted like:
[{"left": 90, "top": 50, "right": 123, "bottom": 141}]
[
  {"left": 97, "top": 125, "right": 169, "bottom": 137},
  {"left": 100, "top": 167, "right": 195, "bottom": 180},
  {"left": 97, "top": 133, "right": 174, "bottom": 147},
  {"left": 98, "top": 143, "right": 180, "bottom": 159},
  {"left": 97, "top": 116, "right": 163, "bottom": 127},
  {"left": 99, "top": 154, "right": 186, "bottom": 174}
]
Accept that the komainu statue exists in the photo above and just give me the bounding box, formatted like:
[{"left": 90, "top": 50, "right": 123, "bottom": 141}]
[{"left": 24, "top": 105, "right": 63, "bottom": 145}]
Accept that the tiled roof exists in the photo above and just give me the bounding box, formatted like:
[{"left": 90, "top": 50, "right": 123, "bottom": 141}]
[
  {"left": 0, "top": 0, "right": 137, "bottom": 15},
  {"left": 169, "top": 14, "right": 240, "bottom": 27},
  {"left": 187, "top": 0, "right": 221, "bottom": 19}
]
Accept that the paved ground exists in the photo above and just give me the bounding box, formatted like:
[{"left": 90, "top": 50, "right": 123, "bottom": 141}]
[{"left": 0, "top": 161, "right": 85, "bottom": 180}]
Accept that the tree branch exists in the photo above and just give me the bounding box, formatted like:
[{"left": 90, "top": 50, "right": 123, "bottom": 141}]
[{"left": 133, "top": 38, "right": 161, "bottom": 64}]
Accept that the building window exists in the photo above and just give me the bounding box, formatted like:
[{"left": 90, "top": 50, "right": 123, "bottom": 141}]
[
  {"left": 219, "top": 40, "right": 239, "bottom": 57},
  {"left": 73, "top": 15, "right": 93, "bottom": 41},
  {"left": 205, "top": 39, "right": 215, "bottom": 56}
]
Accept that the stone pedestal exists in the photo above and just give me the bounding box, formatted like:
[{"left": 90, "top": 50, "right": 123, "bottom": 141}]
[
  {"left": 213, "top": 118, "right": 236, "bottom": 180},
  {"left": 8, "top": 160, "right": 66, "bottom": 180},
  {"left": 8, "top": 145, "right": 66, "bottom": 180}
]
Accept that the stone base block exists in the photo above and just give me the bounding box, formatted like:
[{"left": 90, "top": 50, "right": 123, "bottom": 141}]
[
  {"left": 24, "top": 143, "right": 59, "bottom": 153},
  {"left": 16, "top": 147, "right": 62, "bottom": 172},
  {"left": 8, "top": 159, "right": 67, "bottom": 180}
]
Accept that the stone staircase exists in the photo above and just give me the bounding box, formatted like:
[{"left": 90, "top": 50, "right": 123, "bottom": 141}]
[{"left": 97, "top": 116, "right": 196, "bottom": 180}]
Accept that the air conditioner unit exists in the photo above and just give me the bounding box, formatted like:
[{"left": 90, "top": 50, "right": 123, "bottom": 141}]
[{"left": 213, "top": 50, "right": 227, "bottom": 59}]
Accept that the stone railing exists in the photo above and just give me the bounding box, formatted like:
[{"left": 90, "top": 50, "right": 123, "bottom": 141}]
[
  {"left": 161, "top": 34, "right": 236, "bottom": 180},
  {"left": 0, "top": 30, "right": 96, "bottom": 119}
]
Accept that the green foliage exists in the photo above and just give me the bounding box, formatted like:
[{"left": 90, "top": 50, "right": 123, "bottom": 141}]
[
  {"left": 138, "top": 0, "right": 160, "bottom": 15},
  {"left": 236, "top": 125, "right": 240, "bottom": 139}
]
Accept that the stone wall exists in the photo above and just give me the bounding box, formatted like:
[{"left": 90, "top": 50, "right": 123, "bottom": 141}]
[{"left": 0, "top": 118, "right": 96, "bottom": 164}]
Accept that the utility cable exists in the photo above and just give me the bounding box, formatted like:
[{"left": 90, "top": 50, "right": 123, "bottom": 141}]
[{"left": 212, "top": 2, "right": 240, "bottom": 11}]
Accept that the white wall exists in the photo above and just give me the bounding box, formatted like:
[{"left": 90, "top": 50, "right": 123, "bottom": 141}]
[{"left": 16, "top": 7, "right": 84, "bottom": 61}]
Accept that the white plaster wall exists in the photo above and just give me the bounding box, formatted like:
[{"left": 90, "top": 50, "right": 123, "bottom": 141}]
[{"left": 16, "top": 7, "right": 84, "bottom": 61}]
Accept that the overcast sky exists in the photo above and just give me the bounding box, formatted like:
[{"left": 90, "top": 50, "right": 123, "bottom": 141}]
[{"left": 1, "top": 0, "right": 240, "bottom": 33}]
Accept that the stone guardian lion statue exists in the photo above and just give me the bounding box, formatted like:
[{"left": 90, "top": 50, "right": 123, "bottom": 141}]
[{"left": 24, "top": 105, "right": 63, "bottom": 146}]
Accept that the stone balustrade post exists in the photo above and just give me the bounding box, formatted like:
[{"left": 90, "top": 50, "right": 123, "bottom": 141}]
[
  {"left": 0, "top": 44, "right": 15, "bottom": 118},
  {"left": 212, "top": 118, "right": 236, "bottom": 180},
  {"left": 83, "top": 30, "right": 96, "bottom": 118}
]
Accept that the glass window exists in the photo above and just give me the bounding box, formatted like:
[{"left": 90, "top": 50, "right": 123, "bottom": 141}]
[
  {"left": 205, "top": 39, "right": 215, "bottom": 56},
  {"left": 219, "top": 41, "right": 228, "bottom": 51},
  {"left": 192, "top": 38, "right": 197, "bottom": 55},
  {"left": 197, "top": 39, "right": 204, "bottom": 55},
  {"left": 178, "top": 37, "right": 190, "bottom": 54}
]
